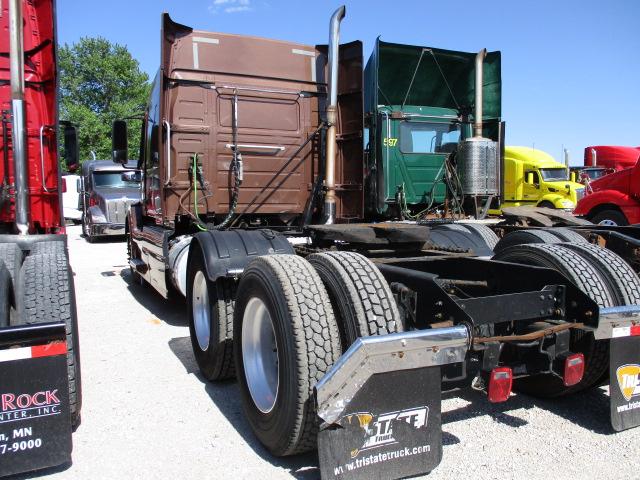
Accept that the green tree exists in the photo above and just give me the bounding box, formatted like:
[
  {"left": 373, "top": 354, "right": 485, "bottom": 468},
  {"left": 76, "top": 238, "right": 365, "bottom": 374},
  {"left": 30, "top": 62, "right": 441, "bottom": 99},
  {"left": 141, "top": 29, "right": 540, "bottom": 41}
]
[{"left": 59, "top": 37, "right": 150, "bottom": 163}]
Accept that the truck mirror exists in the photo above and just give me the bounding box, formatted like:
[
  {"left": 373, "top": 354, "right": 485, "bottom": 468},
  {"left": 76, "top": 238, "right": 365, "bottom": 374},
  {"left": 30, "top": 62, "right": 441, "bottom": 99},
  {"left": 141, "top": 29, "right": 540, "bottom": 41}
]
[
  {"left": 526, "top": 172, "right": 534, "bottom": 184},
  {"left": 112, "top": 120, "right": 128, "bottom": 164},
  {"left": 63, "top": 125, "right": 79, "bottom": 172},
  {"left": 76, "top": 178, "right": 81, "bottom": 192}
]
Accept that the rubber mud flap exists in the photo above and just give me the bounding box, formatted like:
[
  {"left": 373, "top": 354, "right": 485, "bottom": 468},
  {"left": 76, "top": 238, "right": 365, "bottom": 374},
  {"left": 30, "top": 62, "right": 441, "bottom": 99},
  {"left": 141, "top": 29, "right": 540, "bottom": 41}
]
[
  {"left": 610, "top": 336, "right": 640, "bottom": 431},
  {"left": 317, "top": 367, "right": 442, "bottom": 480},
  {"left": 0, "top": 323, "right": 72, "bottom": 477}
]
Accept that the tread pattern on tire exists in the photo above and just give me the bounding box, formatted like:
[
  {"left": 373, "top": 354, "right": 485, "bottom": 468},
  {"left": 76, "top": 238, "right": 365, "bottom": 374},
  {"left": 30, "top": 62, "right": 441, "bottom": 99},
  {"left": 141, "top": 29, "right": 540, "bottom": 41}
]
[
  {"left": 559, "top": 243, "right": 640, "bottom": 305},
  {"left": 30, "top": 240, "right": 66, "bottom": 256},
  {"left": 18, "top": 253, "right": 80, "bottom": 421},
  {"left": 548, "top": 227, "right": 588, "bottom": 244},
  {"left": 0, "top": 243, "right": 22, "bottom": 297},
  {"left": 493, "top": 243, "right": 614, "bottom": 393},
  {"left": 459, "top": 223, "right": 500, "bottom": 250},
  {"left": 494, "top": 229, "right": 560, "bottom": 253},
  {"left": 241, "top": 255, "right": 341, "bottom": 455},
  {"left": 214, "top": 279, "right": 235, "bottom": 379},
  {"left": 308, "top": 251, "right": 401, "bottom": 348}
]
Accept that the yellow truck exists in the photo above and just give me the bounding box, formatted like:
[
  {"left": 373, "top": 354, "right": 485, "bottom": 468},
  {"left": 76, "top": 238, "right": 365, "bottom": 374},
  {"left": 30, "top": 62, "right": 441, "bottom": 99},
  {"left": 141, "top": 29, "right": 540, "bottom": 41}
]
[{"left": 491, "top": 146, "right": 585, "bottom": 213}]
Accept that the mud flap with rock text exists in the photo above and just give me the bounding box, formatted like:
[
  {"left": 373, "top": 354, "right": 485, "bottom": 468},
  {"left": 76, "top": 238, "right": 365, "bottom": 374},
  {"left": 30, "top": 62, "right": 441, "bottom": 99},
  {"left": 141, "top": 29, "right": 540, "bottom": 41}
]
[{"left": 0, "top": 322, "right": 72, "bottom": 477}]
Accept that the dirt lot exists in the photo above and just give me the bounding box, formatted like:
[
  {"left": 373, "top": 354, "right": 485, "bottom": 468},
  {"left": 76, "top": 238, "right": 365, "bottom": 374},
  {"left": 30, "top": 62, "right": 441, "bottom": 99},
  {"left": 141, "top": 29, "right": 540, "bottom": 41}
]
[{"left": 24, "top": 225, "right": 639, "bottom": 479}]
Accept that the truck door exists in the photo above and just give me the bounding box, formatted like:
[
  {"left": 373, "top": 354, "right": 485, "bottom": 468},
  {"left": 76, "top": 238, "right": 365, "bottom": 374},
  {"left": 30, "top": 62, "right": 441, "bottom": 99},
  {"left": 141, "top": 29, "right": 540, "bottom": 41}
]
[
  {"left": 382, "top": 117, "right": 458, "bottom": 209},
  {"left": 522, "top": 170, "right": 540, "bottom": 201}
]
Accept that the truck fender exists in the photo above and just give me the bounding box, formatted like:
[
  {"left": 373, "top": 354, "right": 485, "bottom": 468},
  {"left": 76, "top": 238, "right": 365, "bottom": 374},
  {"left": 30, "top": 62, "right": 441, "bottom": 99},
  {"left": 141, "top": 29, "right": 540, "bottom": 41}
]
[
  {"left": 188, "top": 229, "right": 295, "bottom": 283},
  {"left": 574, "top": 190, "right": 631, "bottom": 217},
  {"left": 88, "top": 205, "right": 107, "bottom": 223},
  {"left": 538, "top": 194, "right": 571, "bottom": 209}
]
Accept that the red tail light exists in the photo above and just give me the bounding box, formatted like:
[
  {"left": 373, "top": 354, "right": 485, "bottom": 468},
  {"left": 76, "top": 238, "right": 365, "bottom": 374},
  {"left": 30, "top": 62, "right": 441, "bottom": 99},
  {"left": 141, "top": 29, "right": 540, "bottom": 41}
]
[
  {"left": 89, "top": 196, "right": 97, "bottom": 207},
  {"left": 62, "top": 177, "right": 67, "bottom": 193},
  {"left": 563, "top": 353, "right": 585, "bottom": 387},
  {"left": 487, "top": 367, "right": 513, "bottom": 403}
]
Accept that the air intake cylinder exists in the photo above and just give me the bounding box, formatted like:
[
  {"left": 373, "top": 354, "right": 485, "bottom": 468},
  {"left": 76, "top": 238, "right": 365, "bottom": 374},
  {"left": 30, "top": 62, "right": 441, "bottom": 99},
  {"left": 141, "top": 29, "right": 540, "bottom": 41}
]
[{"left": 457, "top": 139, "right": 499, "bottom": 195}]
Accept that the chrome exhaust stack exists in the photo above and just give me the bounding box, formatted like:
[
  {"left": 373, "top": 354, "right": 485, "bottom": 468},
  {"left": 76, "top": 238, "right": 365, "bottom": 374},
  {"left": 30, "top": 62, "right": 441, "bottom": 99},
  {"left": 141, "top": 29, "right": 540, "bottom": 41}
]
[
  {"left": 322, "top": 5, "right": 345, "bottom": 225},
  {"left": 9, "top": 0, "right": 29, "bottom": 234},
  {"left": 457, "top": 48, "right": 500, "bottom": 217},
  {"left": 473, "top": 49, "right": 487, "bottom": 138}
]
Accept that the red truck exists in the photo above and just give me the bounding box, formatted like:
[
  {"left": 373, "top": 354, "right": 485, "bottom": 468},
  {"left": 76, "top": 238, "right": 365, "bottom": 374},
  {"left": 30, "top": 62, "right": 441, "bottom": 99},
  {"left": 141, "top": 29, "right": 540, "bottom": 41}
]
[
  {"left": 0, "top": 0, "right": 81, "bottom": 475},
  {"left": 574, "top": 157, "right": 640, "bottom": 225}
]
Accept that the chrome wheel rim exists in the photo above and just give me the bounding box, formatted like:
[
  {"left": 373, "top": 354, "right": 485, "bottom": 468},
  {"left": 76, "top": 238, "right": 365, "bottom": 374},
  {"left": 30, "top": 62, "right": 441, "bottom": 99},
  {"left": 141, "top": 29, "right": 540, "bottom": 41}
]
[
  {"left": 242, "top": 297, "right": 279, "bottom": 414},
  {"left": 598, "top": 219, "right": 618, "bottom": 226},
  {"left": 192, "top": 271, "right": 210, "bottom": 351}
]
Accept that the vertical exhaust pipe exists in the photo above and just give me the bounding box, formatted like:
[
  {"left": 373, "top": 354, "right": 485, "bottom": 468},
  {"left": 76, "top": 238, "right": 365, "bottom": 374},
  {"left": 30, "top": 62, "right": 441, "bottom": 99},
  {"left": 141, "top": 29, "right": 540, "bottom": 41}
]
[
  {"left": 474, "top": 49, "right": 487, "bottom": 138},
  {"left": 9, "top": 0, "right": 29, "bottom": 234},
  {"left": 591, "top": 148, "right": 597, "bottom": 166},
  {"left": 323, "top": 5, "right": 346, "bottom": 225}
]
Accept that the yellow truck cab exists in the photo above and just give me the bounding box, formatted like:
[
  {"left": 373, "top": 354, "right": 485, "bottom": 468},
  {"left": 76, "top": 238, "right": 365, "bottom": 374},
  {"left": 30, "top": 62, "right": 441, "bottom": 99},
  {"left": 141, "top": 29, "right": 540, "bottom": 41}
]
[{"left": 491, "top": 146, "right": 585, "bottom": 213}]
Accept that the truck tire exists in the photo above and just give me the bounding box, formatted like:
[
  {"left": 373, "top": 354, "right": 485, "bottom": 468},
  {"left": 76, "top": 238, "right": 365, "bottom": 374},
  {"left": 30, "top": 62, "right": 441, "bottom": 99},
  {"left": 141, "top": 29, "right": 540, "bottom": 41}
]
[
  {"left": 126, "top": 224, "right": 144, "bottom": 286},
  {"left": 493, "top": 229, "right": 561, "bottom": 254},
  {"left": 82, "top": 217, "right": 94, "bottom": 243},
  {"left": 0, "top": 261, "right": 11, "bottom": 327},
  {"left": 548, "top": 227, "right": 588, "bottom": 244},
  {"left": 458, "top": 224, "right": 500, "bottom": 250},
  {"left": 493, "top": 244, "right": 614, "bottom": 396},
  {"left": 0, "top": 243, "right": 23, "bottom": 295},
  {"left": 429, "top": 224, "right": 494, "bottom": 256},
  {"left": 187, "top": 244, "right": 235, "bottom": 381},
  {"left": 558, "top": 243, "right": 640, "bottom": 387},
  {"left": 30, "top": 240, "right": 67, "bottom": 256},
  {"left": 560, "top": 243, "right": 640, "bottom": 305},
  {"left": 591, "top": 209, "right": 628, "bottom": 226},
  {"left": 233, "top": 255, "right": 341, "bottom": 456},
  {"left": 537, "top": 201, "right": 555, "bottom": 209},
  {"left": 17, "top": 253, "right": 82, "bottom": 427},
  {"left": 308, "top": 251, "right": 402, "bottom": 349}
]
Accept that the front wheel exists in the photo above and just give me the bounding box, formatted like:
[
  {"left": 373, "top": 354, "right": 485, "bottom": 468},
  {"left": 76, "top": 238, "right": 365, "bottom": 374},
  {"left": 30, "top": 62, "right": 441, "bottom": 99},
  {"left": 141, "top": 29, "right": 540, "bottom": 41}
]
[
  {"left": 234, "top": 255, "right": 341, "bottom": 456},
  {"left": 591, "top": 209, "right": 628, "bottom": 226},
  {"left": 82, "top": 217, "right": 93, "bottom": 243}
]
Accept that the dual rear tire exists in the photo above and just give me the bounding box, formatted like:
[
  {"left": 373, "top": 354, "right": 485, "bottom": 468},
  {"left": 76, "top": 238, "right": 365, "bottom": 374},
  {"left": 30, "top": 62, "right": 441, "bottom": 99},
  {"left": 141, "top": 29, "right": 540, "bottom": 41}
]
[
  {"left": 188, "top": 249, "right": 402, "bottom": 455},
  {"left": 494, "top": 241, "right": 640, "bottom": 396}
]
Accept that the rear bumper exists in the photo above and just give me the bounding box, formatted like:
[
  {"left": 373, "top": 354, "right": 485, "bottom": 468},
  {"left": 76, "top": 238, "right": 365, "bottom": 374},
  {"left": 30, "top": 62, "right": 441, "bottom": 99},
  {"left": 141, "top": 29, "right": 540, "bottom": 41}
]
[{"left": 593, "top": 305, "right": 640, "bottom": 340}]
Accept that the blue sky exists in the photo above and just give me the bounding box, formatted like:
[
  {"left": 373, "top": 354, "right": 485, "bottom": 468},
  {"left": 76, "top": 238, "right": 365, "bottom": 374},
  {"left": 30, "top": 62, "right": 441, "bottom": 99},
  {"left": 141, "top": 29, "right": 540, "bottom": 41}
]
[{"left": 57, "top": 0, "right": 639, "bottom": 166}]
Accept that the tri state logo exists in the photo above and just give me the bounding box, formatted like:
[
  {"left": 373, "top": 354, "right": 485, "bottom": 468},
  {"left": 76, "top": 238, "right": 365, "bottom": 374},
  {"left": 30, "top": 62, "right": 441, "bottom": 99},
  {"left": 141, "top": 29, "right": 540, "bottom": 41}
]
[{"left": 616, "top": 364, "right": 640, "bottom": 402}]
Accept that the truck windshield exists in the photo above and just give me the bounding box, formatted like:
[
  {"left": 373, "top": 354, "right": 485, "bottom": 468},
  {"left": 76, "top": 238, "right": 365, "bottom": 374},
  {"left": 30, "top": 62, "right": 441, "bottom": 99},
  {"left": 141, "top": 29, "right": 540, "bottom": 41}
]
[
  {"left": 399, "top": 121, "right": 460, "bottom": 154},
  {"left": 93, "top": 171, "right": 140, "bottom": 188},
  {"left": 540, "top": 168, "right": 569, "bottom": 182}
]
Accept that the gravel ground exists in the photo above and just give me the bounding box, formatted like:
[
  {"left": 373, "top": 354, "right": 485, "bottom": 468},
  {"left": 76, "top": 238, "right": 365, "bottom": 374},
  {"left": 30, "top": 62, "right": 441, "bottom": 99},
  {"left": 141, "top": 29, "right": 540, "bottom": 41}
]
[{"left": 18, "top": 224, "right": 639, "bottom": 479}]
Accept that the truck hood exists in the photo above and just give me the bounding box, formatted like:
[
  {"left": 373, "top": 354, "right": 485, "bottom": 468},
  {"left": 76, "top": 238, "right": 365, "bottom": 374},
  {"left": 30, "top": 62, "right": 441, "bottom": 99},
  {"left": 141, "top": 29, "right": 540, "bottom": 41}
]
[
  {"left": 588, "top": 167, "right": 632, "bottom": 193},
  {"left": 546, "top": 180, "right": 584, "bottom": 191},
  {"left": 93, "top": 187, "right": 142, "bottom": 202}
]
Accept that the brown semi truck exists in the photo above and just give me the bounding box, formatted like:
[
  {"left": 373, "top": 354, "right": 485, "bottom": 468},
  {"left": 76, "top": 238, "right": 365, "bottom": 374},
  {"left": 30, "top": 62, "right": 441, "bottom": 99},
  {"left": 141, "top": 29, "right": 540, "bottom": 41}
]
[{"left": 112, "top": 8, "right": 640, "bottom": 479}]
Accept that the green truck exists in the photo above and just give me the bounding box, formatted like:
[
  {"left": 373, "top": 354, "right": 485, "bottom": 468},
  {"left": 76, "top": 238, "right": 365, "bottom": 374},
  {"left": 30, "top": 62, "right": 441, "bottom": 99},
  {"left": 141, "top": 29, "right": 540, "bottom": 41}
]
[{"left": 365, "top": 40, "right": 503, "bottom": 219}]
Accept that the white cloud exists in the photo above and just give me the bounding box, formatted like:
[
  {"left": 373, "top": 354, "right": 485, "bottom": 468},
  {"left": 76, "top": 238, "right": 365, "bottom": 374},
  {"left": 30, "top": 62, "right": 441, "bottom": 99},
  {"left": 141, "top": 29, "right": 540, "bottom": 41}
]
[{"left": 209, "top": 0, "right": 252, "bottom": 14}]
